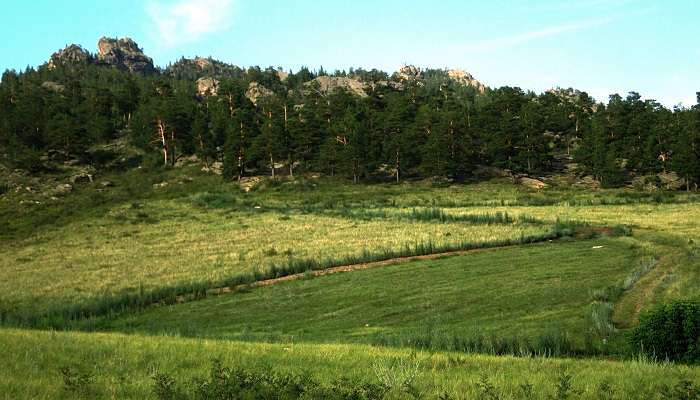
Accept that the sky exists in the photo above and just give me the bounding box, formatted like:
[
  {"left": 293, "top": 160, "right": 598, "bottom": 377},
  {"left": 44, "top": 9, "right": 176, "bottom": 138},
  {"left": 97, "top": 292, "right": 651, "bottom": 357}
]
[{"left": 1, "top": 0, "right": 698, "bottom": 107}]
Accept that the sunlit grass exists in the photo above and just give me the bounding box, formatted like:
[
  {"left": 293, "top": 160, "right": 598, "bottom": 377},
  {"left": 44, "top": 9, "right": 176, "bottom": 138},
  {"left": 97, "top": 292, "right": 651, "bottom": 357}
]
[
  {"left": 1, "top": 328, "right": 698, "bottom": 399},
  {"left": 0, "top": 198, "right": 552, "bottom": 316}
]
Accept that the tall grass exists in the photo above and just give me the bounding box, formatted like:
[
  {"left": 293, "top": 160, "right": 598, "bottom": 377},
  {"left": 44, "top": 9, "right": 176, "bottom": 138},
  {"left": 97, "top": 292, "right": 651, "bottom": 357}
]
[
  {"left": 371, "top": 329, "right": 597, "bottom": 358},
  {"left": 335, "top": 208, "right": 534, "bottom": 225},
  {"left": 587, "top": 257, "right": 659, "bottom": 339}
]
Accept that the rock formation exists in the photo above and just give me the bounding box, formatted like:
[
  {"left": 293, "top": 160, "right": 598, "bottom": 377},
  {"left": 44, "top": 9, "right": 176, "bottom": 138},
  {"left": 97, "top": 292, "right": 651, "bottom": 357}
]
[
  {"left": 245, "top": 82, "right": 275, "bottom": 105},
  {"left": 165, "top": 56, "right": 243, "bottom": 79},
  {"left": 305, "top": 76, "right": 368, "bottom": 97},
  {"left": 41, "top": 81, "right": 65, "bottom": 92},
  {"left": 447, "top": 69, "right": 487, "bottom": 93},
  {"left": 96, "top": 37, "right": 155, "bottom": 74},
  {"left": 396, "top": 65, "right": 422, "bottom": 81},
  {"left": 196, "top": 77, "right": 220, "bottom": 97},
  {"left": 47, "top": 45, "right": 92, "bottom": 69}
]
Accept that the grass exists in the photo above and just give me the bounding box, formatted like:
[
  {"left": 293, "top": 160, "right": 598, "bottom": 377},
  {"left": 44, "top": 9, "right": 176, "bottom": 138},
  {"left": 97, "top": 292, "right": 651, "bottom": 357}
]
[
  {"left": 1, "top": 328, "right": 698, "bottom": 399},
  {"left": 2, "top": 168, "right": 700, "bottom": 397},
  {"left": 0, "top": 200, "right": 553, "bottom": 320},
  {"left": 94, "top": 238, "right": 640, "bottom": 352}
]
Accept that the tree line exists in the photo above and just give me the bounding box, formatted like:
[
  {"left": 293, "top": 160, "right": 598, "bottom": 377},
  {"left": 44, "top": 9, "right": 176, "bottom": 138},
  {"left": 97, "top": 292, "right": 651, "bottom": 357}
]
[{"left": 1, "top": 61, "right": 699, "bottom": 188}]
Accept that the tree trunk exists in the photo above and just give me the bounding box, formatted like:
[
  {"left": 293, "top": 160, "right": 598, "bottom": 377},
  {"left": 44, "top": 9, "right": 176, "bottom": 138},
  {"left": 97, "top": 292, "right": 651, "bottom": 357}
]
[
  {"left": 157, "top": 118, "right": 168, "bottom": 167},
  {"left": 197, "top": 131, "right": 210, "bottom": 169},
  {"left": 270, "top": 154, "right": 275, "bottom": 179},
  {"left": 353, "top": 158, "right": 358, "bottom": 183},
  {"left": 170, "top": 130, "right": 177, "bottom": 166},
  {"left": 395, "top": 149, "right": 400, "bottom": 183},
  {"left": 238, "top": 121, "right": 245, "bottom": 181}
]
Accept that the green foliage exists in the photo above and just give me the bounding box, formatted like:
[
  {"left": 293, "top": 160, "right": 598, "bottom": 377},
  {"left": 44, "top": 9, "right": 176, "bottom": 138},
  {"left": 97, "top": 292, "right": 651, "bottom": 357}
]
[
  {"left": 631, "top": 301, "right": 700, "bottom": 363},
  {"left": 4, "top": 55, "right": 699, "bottom": 187},
  {"left": 152, "top": 360, "right": 388, "bottom": 400}
]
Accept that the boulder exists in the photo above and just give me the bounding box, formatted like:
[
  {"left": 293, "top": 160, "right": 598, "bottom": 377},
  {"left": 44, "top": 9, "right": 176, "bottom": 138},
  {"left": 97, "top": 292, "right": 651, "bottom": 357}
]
[
  {"left": 70, "top": 172, "right": 93, "bottom": 185},
  {"left": 519, "top": 177, "right": 548, "bottom": 190},
  {"left": 196, "top": 77, "right": 219, "bottom": 97},
  {"left": 245, "top": 82, "right": 275, "bottom": 105},
  {"left": 41, "top": 81, "right": 66, "bottom": 92},
  {"left": 658, "top": 171, "right": 685, "bottom": 191},
  {"left": 96, "top": 37, "right": 155, "bottom": 74},
  {"left": 175, "top": 154, "right": 200, "bottom": 167},
  {"left": 53, "top": 183, "right": 73, "bottom": 196},
  {"left": 202, "top": 161, "right": 223, "bottom": 175},
  {"left": 239, "top": 176, "right": 263, "bottom": 192},
  {"left": 575, "top": 175, "right": 601, "bottom": 189}
]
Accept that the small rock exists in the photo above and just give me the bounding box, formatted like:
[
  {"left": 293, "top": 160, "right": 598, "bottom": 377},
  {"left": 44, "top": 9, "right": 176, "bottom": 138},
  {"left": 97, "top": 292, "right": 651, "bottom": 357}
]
[
  {"left": 100, "top": 181, "right": 114, "bottom": 187},
  {"left": 202, "top": 161, "right": 223, "bottom": 175},
  {"left": 153, "top": 181, "right": 169, "bottom": 189},
  {"left": 53, "top": 183, "right": 73, "bottom": 196},
  {"left": 71, "top": 173, "right": 93, "bottom": 185},
  {"left": 519, "top": 177, "right": 548, "bottom": 190}
]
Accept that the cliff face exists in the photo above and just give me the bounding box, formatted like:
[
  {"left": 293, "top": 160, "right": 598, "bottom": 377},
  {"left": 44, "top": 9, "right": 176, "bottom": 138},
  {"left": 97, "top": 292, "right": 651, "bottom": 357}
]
[
  {"left": 96, "top": 37, "right": 155, "bottom": 74},
  {"left": 447, "top": 69, "right": 487, "bottom": 93}
]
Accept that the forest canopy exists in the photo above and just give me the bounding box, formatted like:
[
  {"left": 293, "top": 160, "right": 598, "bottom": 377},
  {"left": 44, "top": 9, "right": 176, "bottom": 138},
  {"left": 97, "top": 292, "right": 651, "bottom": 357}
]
[{"left": 1, "top": 46, "right": 699, "bottom": 189}]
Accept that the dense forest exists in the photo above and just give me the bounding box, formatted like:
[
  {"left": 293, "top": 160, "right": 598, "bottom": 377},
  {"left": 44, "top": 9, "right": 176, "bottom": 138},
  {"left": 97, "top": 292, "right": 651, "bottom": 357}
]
[{"left": 1, "top": 42, "right": 699, "bottom": 189}]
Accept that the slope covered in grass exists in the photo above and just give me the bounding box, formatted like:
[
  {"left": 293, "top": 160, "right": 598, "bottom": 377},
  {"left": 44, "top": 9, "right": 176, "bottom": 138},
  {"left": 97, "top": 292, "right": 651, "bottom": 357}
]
[
  {"left": 0, "top": 197, "right": 551, "bottom": 318},
  {"left": 97, "top": 238, "right": 640, "bottom": 349},
  {"left": 1, "top": 328, "right": 698, "bottom": 400}
]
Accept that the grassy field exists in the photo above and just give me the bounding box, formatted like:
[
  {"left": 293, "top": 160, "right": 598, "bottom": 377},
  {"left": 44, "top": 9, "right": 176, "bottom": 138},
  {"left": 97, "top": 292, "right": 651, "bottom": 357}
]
[
  {"left": 97, "top": 238, "right": 640, "bottom": 349},
  {"left": 1, "top": 328, "right": 699, "bottom": 400},
  {"left": 2, "top": 169, "right": 700, "bottom": 398},
  {"left": 1, "top": 200, "right": 552, "bottom": 317}
]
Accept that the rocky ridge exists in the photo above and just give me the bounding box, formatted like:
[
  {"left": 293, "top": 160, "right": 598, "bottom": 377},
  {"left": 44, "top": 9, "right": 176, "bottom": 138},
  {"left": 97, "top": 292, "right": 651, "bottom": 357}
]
[
  {"left": 96, "top": 37, "right": 155, "bottom": 74},
  {"left": 48, "top": 37, "right": 156, "bottom": 74}
]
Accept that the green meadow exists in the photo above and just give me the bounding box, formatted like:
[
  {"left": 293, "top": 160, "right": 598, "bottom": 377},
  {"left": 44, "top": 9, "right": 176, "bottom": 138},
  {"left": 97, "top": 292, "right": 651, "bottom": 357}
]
[{"left": 1, "top": 170, "right": 699, "bottom": 398}]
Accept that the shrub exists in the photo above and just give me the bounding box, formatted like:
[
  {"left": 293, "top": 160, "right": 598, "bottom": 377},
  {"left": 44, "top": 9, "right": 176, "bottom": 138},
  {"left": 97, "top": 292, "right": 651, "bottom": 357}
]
[
  {"left": 630, "top": 300, "right": 700, "bottom": 363},
  {"left": 152, "top": 360, "right": 388, "bottom": 400}
]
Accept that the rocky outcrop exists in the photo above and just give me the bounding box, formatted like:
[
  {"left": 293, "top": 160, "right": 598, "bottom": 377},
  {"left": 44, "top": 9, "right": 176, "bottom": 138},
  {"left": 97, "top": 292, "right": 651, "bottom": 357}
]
[
  {"left": 277, "top": 70, "right": 289, "bottom": 81},
  {"left": 396, "top": 65, "right": 422, "bottom": 81},
  {"left": 165, "top": 56, "right": 243, "bottom": 79},
  {"left": 305, "top": 76, "right": 368, "bottom": 97},
  {"left": 196, "top": 77, "right": 220, "bottom": 97},
  {"left": 96, "top": 37, "right": 155, "bottom": 74},
  {"left": 245, "top": 82, "right": 275, "bottom": 105},
  {"left": 41, "top": 81, "right": 65, "bottom": 92},
  {"left": 447, "top": 69, "right": 487, "bottom": 93},
  {"left": 47, "top": 45, "right": 92, "bottom": 69},
  {"left": 519, "top": 177, "right": 548, "bottom": 190}
]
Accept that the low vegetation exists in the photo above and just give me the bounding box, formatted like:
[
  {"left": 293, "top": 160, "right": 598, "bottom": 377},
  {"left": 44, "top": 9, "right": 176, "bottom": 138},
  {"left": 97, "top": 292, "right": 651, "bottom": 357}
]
[
  {"left": 1, "top": 169, "right": 699, "bottom": 397},
  {"left": 1, "top": 329, "right": 699, "bottom": 399}
]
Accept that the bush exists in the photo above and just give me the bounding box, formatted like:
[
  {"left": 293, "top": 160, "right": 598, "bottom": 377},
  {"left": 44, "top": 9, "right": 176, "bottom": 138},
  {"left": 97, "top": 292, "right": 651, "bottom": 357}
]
[
  {"left": 630, "top": 300, "right": 700, "bottom": 363},
  {"left": 152, "top": 360, "right": 388, "bottom": 400}
]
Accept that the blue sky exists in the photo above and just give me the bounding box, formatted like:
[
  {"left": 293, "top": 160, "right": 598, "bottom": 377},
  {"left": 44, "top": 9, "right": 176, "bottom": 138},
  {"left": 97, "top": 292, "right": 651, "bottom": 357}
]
[{"left": 1, "top": 0, "right": 698, "bottom": 106}]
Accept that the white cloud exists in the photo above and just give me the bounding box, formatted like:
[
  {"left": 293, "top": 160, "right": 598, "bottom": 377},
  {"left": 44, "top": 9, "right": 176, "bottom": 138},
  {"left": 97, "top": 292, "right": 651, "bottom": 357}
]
[
  {"left": 452, "top": 17, "right": 613, "bottom": 53},
  {"left": 147, "top": 0, "right": 236, "bottom": 48}
]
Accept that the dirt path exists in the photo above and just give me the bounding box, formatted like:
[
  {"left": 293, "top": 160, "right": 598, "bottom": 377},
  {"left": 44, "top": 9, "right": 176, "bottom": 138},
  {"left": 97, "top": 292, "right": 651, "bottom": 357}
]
[{"left": 612, "top": 243, "right": 679, "bottom": 328}]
